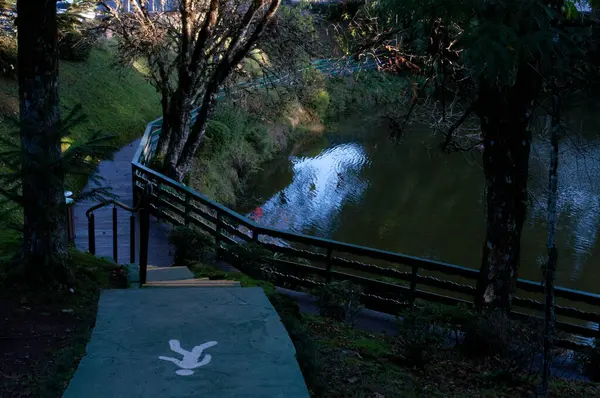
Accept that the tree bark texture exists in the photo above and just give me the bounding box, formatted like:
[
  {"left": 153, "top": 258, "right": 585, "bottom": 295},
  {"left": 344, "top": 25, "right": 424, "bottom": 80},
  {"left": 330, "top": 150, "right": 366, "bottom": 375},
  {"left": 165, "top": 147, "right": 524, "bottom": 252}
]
[
  {"left": 475, "top": 67, "right": 540, "bottom": 310},
  {"left": 539, "top": 91, "right": 560, "bottom": 397},
  {"left": 17, "top": 0, "right": 68, "bottom": 266}
]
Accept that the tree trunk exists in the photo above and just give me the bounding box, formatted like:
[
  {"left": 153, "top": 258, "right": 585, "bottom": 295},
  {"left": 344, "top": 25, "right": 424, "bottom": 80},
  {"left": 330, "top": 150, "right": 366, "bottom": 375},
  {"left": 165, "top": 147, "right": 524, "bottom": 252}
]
[
  {"left": 163, "top": 92, "right": 193, "bottom": 179},
  {"left": 173, "top": 86, "right": 219, "bottom": 181},
  {"left": 475, "top": 68, "right": 539, "bottom": 310},
  {"left": 539, "top": 90, "right": 560, "bottom": 397},
  {"left": 17, "top": 0, "right": 68, "bottom": 270},
  {"left": 156, "top": 93, "right": 172, "bottom": 159}
]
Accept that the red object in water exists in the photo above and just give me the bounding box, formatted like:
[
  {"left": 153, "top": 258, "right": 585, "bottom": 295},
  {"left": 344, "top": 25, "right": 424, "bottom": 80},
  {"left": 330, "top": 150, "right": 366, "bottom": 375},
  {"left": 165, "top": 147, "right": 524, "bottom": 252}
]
[{"left": 251, "top": 207, "right": 264, "bottom": 220}]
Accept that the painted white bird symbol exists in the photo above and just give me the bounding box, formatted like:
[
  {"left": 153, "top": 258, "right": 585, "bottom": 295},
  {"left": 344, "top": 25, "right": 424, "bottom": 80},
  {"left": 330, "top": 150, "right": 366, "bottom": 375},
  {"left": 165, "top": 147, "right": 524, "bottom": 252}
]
[{"left": 159, "top": 339, "right": 218, "bottom": 376}]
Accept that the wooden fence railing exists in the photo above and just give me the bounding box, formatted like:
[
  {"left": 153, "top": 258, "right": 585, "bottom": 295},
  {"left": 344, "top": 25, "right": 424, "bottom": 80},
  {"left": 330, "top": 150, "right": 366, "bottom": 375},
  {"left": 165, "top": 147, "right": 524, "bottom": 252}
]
[{"left": 131, "top": 67, "right": 600, "bottom": 349}]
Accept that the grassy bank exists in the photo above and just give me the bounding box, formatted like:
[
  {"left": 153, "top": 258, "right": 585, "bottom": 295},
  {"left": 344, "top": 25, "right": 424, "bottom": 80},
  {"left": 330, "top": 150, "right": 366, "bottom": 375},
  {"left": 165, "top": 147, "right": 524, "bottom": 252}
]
[
  {"left": 0, "top": 40, "right": 160, "bottom": 236},
  {"left": 0, "top": 40, "right": 160, "bottom": 195},
  {"left": 190, "top": 70, "right": 410, "bottom": 205}
]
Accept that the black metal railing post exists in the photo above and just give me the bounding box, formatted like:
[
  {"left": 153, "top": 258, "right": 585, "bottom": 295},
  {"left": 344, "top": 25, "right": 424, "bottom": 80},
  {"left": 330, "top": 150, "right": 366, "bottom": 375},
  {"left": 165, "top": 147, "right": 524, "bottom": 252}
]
[
  {"left": 252, "top": 229, "right": 259, "bottom": 242},
  {"left": 215, "top": 212, "right": 223, "bottom": 258},
  {"left": 130, "top": 214, "right": 136, "bottom": 264},
  {"left": 112, "top": 206, "right": 118, "bottom": 263},
  {"left": 184, "top": 193, "right": 191, "bottom": 226},
  {"left": 139, "top": 192, "right": 150, "bottom": 286},
  {"left": 325, "top": 248, "right": 334, "bottom": 283},
  {"left": 409, "top": 264, "right": 419, "bottom": 306},
  {"left": 88, "top": 213, "right": 95, "bottom": 255}
]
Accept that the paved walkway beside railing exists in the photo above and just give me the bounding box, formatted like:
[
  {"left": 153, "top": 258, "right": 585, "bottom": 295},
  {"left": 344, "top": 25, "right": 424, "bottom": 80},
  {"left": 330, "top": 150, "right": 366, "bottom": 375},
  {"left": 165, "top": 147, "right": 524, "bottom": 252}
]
[{"left": 73, "top": 138, "right": 174, "bottom": 266}]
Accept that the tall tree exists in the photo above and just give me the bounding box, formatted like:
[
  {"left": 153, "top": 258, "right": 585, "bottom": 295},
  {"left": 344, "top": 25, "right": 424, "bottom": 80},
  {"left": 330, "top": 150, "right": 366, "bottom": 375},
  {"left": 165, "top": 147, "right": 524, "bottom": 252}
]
[
  {"left": 104, "top": 0, "right": 283, "bottom": 181},
  {"left": 538, "top": 87, "right": 560, "bottom": 398},
  {"left": 338, "top": 0, "right": 589, "bottom": 309},
  {"left": 16, "top": 0, "right": 68, "bottom": 270}
]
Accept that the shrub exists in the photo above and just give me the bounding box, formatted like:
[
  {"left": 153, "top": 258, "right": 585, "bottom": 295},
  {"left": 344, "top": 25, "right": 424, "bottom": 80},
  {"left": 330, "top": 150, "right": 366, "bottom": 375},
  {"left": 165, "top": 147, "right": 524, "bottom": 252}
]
[
  {"left": 168, "top": 226, "right": 214, "bottom": 266},
  {"left": 314, "top": 280, "right": 363, "bottom": 324},
  {"left": 58, "top": 29, "right": 99, "bottom": 62},
  {"left": 395, "top": 304, "right": 449, "bottom": 368},
  {"left": 224, "top": 243, "right": 273, "bottom": 280},
  {"left": 309, "top": 89, "right": 330, "bottom": 120},
  {"left": 0, "top": 35, "right": 17, "bottom": 78},
  {"left": 228, "top": 140, "right": 259, "bottom": 179},
  {"left": 204, "top": 120, "right": 233, "bottom": 155},
  {"left": 212, "top": 104, "right": 248, "bottom": 136},
  {"left": 245, "top": 124, "right": 275, "bottom": 156},
  {"left": 574, "top": 345, "right": 600, "bottom": 381},
  {"left": 461, "top": 310, "right": 543, "bottom": 380}
]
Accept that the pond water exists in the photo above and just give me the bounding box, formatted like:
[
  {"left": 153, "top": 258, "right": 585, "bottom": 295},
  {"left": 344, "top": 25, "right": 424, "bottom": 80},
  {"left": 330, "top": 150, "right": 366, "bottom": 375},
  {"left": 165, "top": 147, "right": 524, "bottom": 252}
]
[{"left": 240, "top": 108, "right": 600, "bottom": 294}]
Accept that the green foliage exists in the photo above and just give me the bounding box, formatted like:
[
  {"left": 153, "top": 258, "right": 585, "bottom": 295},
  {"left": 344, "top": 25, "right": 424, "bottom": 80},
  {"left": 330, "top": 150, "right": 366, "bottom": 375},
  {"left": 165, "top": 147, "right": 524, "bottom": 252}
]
[
  {"left": 324, "top": 72, "right": 409, "bottom": 119},
  {"left": 224, "top": 242, "right": 274, "bottom": 280},
  {"left": 395, "top": 304, "right": 449, "bottom": 368},
  {"left": 0, "top": 43, "right": 160, "bottom": 199},
  {"left": 204, "top": 120, "right": 233, "bottom": 156},
  {"left": 58, "top": 29, "right": 100, "bottom": 62},
  {"left": 245, "top": 124, "right": 275, "bottom": 156},
  {"left": 212, "top": 104, "right": 249, "bottom": 138},
  {"left": 575, "top": 345, "right": 600, "bottom": 382},
  {"left": 461, "top": 310, "right": 543, "bottom": 379},
  {"left": 0, "top": 35, "right": 17, "bottom": 78},
  {"left": 309, "top": 89, "right": 331, "bottom": 120},
  {"left": 168, "top": 226, "right": 214, "bottom": 266},
  {"left": 314, "top": 280, "right": 363, "bottom": 324}
]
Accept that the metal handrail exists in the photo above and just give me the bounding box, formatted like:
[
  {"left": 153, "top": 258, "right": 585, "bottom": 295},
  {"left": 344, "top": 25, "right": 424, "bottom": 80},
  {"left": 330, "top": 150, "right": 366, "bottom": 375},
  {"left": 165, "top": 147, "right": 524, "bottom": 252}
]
[
  {"left": 85, "top": 186, "right": 153, "bottom": 273},
  {"left": 85, "top": 199, "right": 139, "bottom": 219}
]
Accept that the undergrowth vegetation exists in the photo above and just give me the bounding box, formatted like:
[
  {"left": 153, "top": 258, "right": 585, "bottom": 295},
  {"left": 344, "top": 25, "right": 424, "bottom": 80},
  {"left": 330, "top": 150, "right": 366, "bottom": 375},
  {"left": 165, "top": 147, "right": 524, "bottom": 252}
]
[
  {"left": 190, "top": 70, "right": 410, "bottom": 205},
  {"left": 168, "top": 227, "right": 600, "bottom": 396},
  {"left": 0, "top": 250, "right": 127, "bottom": 398}
]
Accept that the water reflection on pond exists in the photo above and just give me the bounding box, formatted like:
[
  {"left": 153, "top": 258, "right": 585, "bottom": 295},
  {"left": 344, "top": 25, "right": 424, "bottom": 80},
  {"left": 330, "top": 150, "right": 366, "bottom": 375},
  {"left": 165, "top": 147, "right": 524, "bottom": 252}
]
[{"left": 241, "top": 113, "right": 600, "bottom": 294}]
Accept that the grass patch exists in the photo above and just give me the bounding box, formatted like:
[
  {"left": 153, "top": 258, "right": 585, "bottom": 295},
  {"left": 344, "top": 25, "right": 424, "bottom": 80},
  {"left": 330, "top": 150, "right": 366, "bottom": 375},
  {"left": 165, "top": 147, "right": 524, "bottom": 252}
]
[
  {"left": 0, "top": 250, "right": 127, "bottom": 398},
  {"left": 0, "top": 39, "right": 160, "bottom": 196},
  {"left": 299, "top": 315, "right": 600, "bottom": 397}
]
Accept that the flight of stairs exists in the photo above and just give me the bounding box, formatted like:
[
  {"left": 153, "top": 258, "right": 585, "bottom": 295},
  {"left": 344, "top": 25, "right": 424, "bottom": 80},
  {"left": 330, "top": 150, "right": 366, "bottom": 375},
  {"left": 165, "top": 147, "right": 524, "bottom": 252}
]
[{"left": 128, "top": 265, "right": 240, "bottom": 287}]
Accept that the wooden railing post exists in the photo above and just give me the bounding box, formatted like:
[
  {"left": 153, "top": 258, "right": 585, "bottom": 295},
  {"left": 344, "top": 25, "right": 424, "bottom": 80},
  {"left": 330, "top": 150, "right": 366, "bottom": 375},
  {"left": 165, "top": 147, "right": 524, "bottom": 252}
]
[
  {"left": 409, "top": 264, "right": 419, "bottom": 306},
  {"left": 252, "top": 229, "right": 259, "bottom": 242},
  {"left": 112, "top": 206, "right": 118, "bottom": 263},
  {"left": 139, "top": 193, "right": 150, "bottom": 286},
  {"left": 325, "top": 248, "right": 334, "bottom": 283},
  {"left": 88, "top": 213, "right": 95, "bottom": 255}
]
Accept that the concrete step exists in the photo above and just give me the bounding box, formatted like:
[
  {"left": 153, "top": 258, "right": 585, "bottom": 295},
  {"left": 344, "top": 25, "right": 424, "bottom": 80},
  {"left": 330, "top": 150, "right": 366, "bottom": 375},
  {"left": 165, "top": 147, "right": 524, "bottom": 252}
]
[
  {"left": 143, "top": 278, "right": 241, "bottom": 288},
  {"left": 127, "top": 264, "right": 196, "bottom": 284}
]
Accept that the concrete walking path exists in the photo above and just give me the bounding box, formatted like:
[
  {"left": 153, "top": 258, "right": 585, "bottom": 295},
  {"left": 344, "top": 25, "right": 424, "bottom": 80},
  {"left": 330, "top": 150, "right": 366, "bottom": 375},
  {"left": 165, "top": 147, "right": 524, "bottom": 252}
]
[
  {"left": 73, "top": 138, "right": 174, "bottom": 266},
  {"left": 63, "top": 287, "right": 309, "bottom": 398}
]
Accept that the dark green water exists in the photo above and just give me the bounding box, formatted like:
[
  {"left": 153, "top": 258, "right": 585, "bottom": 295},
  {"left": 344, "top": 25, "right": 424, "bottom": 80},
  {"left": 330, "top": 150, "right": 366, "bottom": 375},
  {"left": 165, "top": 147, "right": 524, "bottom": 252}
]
[{"left": 241, "top": 111, "right": 600, "bottom": 293}]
